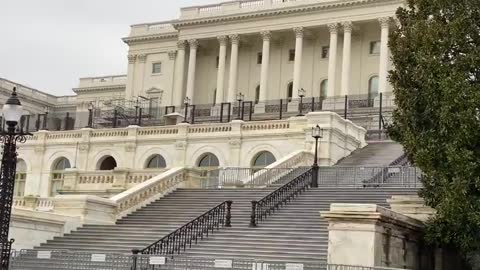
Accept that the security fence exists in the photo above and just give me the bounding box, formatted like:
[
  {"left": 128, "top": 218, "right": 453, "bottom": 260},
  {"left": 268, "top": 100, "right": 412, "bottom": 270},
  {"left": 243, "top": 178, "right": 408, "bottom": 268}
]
[{"left": 9, "top": 250, "right": 411, "bottom": 270}]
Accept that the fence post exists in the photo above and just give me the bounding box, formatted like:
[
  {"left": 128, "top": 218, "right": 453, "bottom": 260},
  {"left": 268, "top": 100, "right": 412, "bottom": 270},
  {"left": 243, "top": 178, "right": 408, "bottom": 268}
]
[
  {"left": 113, "top": 109, "right": 118, "bottom": 128},
  {"left": 36, "top": 114, "right": 41, "bottom": 131},
  {"left": 131, "top": 249, "right": 140, "bottom": 270},
  {"left": 225, "top": 201, "right": 233, "bottom": 227},
  {"left": 138, "top": 108, "right": 143, "bottom": 126},
  {"left": 379, "top": 92, "right": 383, "bottom": 140},
  {"left": 279, "top": 99, "right": 283, "bottom": 120},
  {"left": 249, "top": 200, "right": 257, "bottom": 227},
  {"left": 344, "top": 95, "right": 348, "bottom": 119},
  {"left": 220, "top": 103, "right": 224, "bottom": 123},
  {"left": 191, "top": 105, "right": 196, "bottom": 124},
  {"left": 25, "top": 115, "right": 30, "bottom": 133}
]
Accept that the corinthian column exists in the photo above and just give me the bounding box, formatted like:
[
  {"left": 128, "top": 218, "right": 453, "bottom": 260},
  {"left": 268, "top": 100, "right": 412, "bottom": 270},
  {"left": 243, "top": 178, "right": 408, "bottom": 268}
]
[
  {"left": 216, "top": 36, "right": 228, "bottom": 103},
  {"left": 327, "top": 24, "right": 338, "bottom": 97},
  {"left": 259, "top": 31, "right": 272, "bottom": 102},
  {"left": 292, "top": 27, "right": 304, "bottom": 98},
  {"left": 186, "top": 39, "right": 198, "bottom": 102},
  {"left": 173, "top": 41, "right": 186, "bottom": 106},
  {"left": 378, "top": 17, "right": 390, "bottom": 94},
  {"left": 227, "top": 34, "right": 240, "bottom": 103},
  {"left": 341, "top": 21, "right": 353, "bottom": 96}
]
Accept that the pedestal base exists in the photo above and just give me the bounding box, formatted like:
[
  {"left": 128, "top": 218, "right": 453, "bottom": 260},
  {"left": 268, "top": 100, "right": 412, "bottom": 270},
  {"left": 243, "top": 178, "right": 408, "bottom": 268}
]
[
  {"left": 287, "top": 100, "right": 299, "bottom": 113},
  {"left": 254, "top": 103, "right": 265, "bottom": 114},
  {"left": 322, "top": 98, "right": 346, "bottom": 111}
]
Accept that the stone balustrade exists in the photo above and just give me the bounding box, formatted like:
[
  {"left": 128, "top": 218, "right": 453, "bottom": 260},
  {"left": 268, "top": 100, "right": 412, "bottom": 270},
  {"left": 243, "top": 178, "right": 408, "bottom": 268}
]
[
  {"left": 13, "top": 196, "right": 55, "bottom": 212},
  {"left": 77, "top": 75, "right": 127, "bottom": 89}
]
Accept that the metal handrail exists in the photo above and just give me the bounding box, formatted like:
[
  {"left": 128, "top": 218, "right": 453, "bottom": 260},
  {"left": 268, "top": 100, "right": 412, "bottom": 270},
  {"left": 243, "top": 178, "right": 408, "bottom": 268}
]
[
  {"left": 136, "top": 200, "right": 232, "bottom": 256},
  {"left": 249, "top": 168, "right": 313, "bottom": 227}
]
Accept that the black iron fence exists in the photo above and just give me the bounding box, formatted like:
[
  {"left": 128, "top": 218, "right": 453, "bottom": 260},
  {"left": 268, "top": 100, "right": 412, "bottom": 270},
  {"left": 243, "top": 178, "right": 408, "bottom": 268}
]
[{"left": 137, "top": 201, "right": 232, "bottom": 257}]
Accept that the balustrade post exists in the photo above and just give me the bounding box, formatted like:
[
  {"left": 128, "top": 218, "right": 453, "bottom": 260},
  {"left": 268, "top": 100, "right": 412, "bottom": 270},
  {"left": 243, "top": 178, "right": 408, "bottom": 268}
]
[
  {"left": 249, "top": 200, "right": 257, "bottom": 227},
  {"left": 225, "top": 200, "right": 232, "bottom": 227}
]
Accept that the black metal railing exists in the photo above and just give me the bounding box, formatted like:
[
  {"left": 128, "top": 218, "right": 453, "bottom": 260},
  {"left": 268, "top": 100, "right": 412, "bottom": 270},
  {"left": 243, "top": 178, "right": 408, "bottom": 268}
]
[
  {"left": 249, "top": 168, "right": 313, "bottom": 227},
  {"left": 135, "top": 200, "right": 232, "bottom": 257}
]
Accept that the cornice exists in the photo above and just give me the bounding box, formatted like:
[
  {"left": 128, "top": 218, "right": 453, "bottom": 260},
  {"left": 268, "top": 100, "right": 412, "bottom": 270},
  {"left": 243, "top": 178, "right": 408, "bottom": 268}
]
[
  {"left": 73, "top": 84, "right": 126, "bottom": 94},
  {"left": 173, "top": 0, "right": 398, "bottom": 28},
  {"left": 122, "top": 32, "right": 179, "bottom": 45}
]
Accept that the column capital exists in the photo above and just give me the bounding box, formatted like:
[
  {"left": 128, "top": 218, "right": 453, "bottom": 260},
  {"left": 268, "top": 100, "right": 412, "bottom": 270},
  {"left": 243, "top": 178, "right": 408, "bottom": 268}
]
[
  {"left": 379, "top": 17, "right": 391, "bottom": 29},
  {"left": 137, "top": 54, "right": 147, "bottom": 63},
  {"left": 188, "top": 39, "right": 199, "bottom": 49},
  {"left": 342, "top": 21, "right": 353, "bottom": 33},
  {"left": 327, "top": 23, "right": 338, "bottom": 34},
  {"left": 217, "top": 35, "right": 228, "bottom": 46},
  {"left": 260, "top": 31, "right": 272, "bottom": 41},
  {"left": 229, "top": 34, "right": 240, "bottom": 45},
  {"left": 293, "top": 27, "right": 304, "bottom": 38},
  {"left": 177, "top": 40, "right": 187, "bottom": 50},
  {"left": 127, "top": 54, "right": 137, "bottom": 64},
  {"left": 168, "top": 50, "right": 177, "bottom": 60}
]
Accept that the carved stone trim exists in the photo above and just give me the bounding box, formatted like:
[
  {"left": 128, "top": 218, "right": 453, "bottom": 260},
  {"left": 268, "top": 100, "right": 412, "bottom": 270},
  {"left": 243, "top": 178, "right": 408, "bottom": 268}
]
[
  {"left": 168, "top": 50, "right": 177, "bottom": 60},
  {"left": 177, "top": 40, "right": 187, "bottom": 50},
  {"left": 342, "top": 21, "right": 353, "bottom": 33},
  {"left": 217, "top": 35, "right": 228, "bottom": 46},
  {"left": 379, "top": 17, "right": 390, "bottom": 29},
  {"left": 229, "top": 34, "right": 240, "bottom": 45},
  {"left": 128, "top": 54, "right": 137, "bottom": 64},
  {"left": 260, "top": 31, "right": 272, "bottom": 41},
  {"left": 293, "top": 27, "right": 304, "bottom": 38},
  {"left": 188, "top": 39, "right": 199, "bottom": 49},
  {"left": 137, "top": 54, "right": 147, "bottom": 63},
  {"left": 328, "top": 23, "right": 338, "bottom": 34}
]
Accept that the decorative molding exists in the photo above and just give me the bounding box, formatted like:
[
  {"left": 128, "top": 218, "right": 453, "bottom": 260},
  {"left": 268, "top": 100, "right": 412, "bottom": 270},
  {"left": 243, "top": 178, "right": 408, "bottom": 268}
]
[
  {"left": 177, "top": 40, "right": 187, "bottom": 50},
  {"left": 328, "top": 23, "right": 338, "bottom": 34},
  {"left": 125, "top": 143, "right": 136, "bottom": 153},
  {"left": 229, "top": 139, "right": 241, "bottom": 149},
  {"left": 72, "top": 84, "right": 127, "bottom": 94},
  {"left": 137, "top": 54, "right": 147, "bottom": 63},
  {"left": 188, "top": 39, "right": 199, "bottom": 49},
  {"left": 260, "top": 31, "right": 272, "bottom": 41},
  {"left": 379, "top": 17, "right": 391, "bottom": 29},
  {"left": 217, "top": 35, "right": 228, "bottom": 46},
  {"left": 127, "top": 54, "right": 137, "bottom": 64},
  {"left": 175, "top": 141, "right": 187, "bottom": 150},
  {"left": 293, "top": 27, "right": 304, "bottom": 38},
  {"left": 342, "top": 21, "right": 353, "bottom": 33},
  {"left": 79, "top": 144, "right": 89, "bottom": 152},
  {"left": 168, "top": 50, "right": 177, "bottom": 60},
  {"left": 229, "top": 34, "right": 240, "bottom": 45},
  {"left": 122, "top": 33, "right": 178, "bottom": 45}
]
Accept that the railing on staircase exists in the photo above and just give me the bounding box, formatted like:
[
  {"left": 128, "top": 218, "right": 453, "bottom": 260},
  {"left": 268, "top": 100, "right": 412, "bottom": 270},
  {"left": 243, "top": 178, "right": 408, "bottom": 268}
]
[
  {"left": 362, "top": 154, "right": 411, "bottom": 186},
  {"left": 249, "top": 167, "right": 313, "bottom": 227},
  {"left": 134, "top": 200, "right": 232, "bottom": 258}
]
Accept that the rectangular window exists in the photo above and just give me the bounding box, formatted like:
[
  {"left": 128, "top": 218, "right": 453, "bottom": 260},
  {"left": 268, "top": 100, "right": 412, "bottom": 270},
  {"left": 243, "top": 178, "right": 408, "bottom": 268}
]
[
  {"left": 370, "top": 41, "right": 381, "bottom": 55},
  {"left": 321, "top": 46, "right": 330, "bottom": 59},
  {"left": 257, "top": 52, "right": 263, "bottom": 64},
  {"left": 152, "top": 62, "right": 162, "bottom": 74},
  {"left": 289, "top": 49, "right": 295, "bottom": 61}
]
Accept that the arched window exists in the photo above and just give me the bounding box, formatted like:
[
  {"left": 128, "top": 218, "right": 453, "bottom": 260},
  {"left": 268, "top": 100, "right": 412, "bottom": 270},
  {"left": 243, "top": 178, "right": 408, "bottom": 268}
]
[
  {"left": 287, "top": 82, "right": 293, "bottom": 102},
  {"left": 198, "top": 153, "right": 220, "bottom": 168},
  {"left": 146, "top": 155, "right": 167, "bottom": 169},
  {"left": 51, "top": 157, "right": 71, "bottom": 196},
  {"left": 252, "top": 151, "right": 276, "bottom": 169},
  {"left": 15, "top": 159, "right": 27, "bottom": 197},
  {"left": 255, "top": 85, "right": 260, "bottom": 104},
  {"left": 99, "top": 156, "right": 117, "bottom": 171},
  {"left": 320, "top": 79, "right": 328, "bottom": 100},
  {"left": 368, "top": 76, "right": 379, "bottom": 106}
]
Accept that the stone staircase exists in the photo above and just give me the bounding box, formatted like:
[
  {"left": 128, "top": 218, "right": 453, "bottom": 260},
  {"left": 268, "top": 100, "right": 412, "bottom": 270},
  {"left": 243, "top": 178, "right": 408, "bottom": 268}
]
[{"left": 335, "top": 142, "right": 404, "bottom": 167}]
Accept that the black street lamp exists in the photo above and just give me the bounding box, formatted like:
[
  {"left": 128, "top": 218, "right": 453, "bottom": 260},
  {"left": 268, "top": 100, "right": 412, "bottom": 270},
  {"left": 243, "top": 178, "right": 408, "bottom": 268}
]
[
  {"left": 311, "top": 124, "right": 323, "bottom": 188},
  {"left": 297, "top": 88, "right": 306, "bottom": 116},
  {"left": 0, "top": 88, "right": 30, "bottom": 269},
  {"left": 182, "top": 96, "right": 190, "bottom": 123},
  {"left": 236, "top": 92, "right": 244, "bottom": 120},
  {"left": 87, "top": 102, "right": 94, "bottom": 128}
]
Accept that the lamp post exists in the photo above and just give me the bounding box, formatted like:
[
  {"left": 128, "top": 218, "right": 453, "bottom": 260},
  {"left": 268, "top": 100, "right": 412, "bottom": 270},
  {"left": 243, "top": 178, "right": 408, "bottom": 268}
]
[
  {"left": 297, "top": 88, "right": 306, "bottom": 116},
  {"left": 236, "top": 92, "right": 244, "bottom": 120},
  {"left": 87, "top": 102, "right": 94, "bottom": 128},
  {"left": 43, "top": 106, "right": 49, "bottom": 130},
  {"left": 0, "top": 88, "right": 30, "bottom": 269},
  {"left": 311, "top": 124, "right": 323, "bottom": 188},
  {"left": 182, "top": 97, "right": 190, "bottom": 123}
]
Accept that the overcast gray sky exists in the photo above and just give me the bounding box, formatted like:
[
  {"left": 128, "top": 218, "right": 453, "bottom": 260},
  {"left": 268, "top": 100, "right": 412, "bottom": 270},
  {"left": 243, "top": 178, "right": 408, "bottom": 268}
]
[{"left": 0, "top": 0, "right": 217, "bottom": 96}]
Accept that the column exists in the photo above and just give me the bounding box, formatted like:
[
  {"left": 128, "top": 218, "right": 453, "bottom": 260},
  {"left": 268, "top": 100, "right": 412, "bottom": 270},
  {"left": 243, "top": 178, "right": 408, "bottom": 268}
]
[
  {"left": 292, "top": 27, "right": 304, "bottom": 98},
  {"left": 137, "top": 54, "right": 147, "bottom": 96},
  {"left": 186, "top": 39, "right": 198, "bottom": 102},
  {"left": 327, "top": 24, "right": 338, "bottom": 97},
  {"left": 173, "top": 41, "right": 186, "bottom": 106},
  {"left": 341, "top": 21, "right": 352, "bottom": 96},
  {"left": 227, "top": 34, "right": 240, "bottom": 103},
  {"left": 259, "top": 31, "right": 271, "bottom": 102},
  {"left": 378, "top": 17, "right": 390, "bottom": 93},
  {"left": 125, "top": 54, "right": 136, "bottom": 99},
  {"left": 216, "top": 36, "right": 228, "bottom": 103}
]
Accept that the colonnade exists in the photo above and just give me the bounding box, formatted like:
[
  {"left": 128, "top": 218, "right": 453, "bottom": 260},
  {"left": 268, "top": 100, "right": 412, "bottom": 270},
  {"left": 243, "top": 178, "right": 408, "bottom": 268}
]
[{"left": 172, "top": 17, "right": 391, "bottom": 106}]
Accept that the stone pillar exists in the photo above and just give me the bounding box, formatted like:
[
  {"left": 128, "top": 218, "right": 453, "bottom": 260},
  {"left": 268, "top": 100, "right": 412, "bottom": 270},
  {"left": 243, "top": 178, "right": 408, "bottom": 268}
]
[
  {"left": 186, "top": 39, "right": 198, "bottom": 103},
  {"left": 125, "top": 54, "right": 137, "bottom": 99},
  {"left": 341, "top": 21, "right": 353, "bottom": 96},
  {"left": 227, "top": 34, "right": 240, "bottom": 103},
  {"left": 173, "top": 41, "right": 187, "bottom": 106},
  {"left": 216, "top": 36, "right": 228, "bottom": 103},
  {"left": 259, "top": 31, "right": 271, "bottom": 102},
  {"left": 327, "top": 24, "right": 338, "bottom": 97},
  {"left": 292, "top": 27, "right": 304, "bottom": 98},
  {"left": 378, "top": 17, "right": 390, "bottom": 94},
  {"left": 137, "top": 54, "right": 147, "bottom": 96}
]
